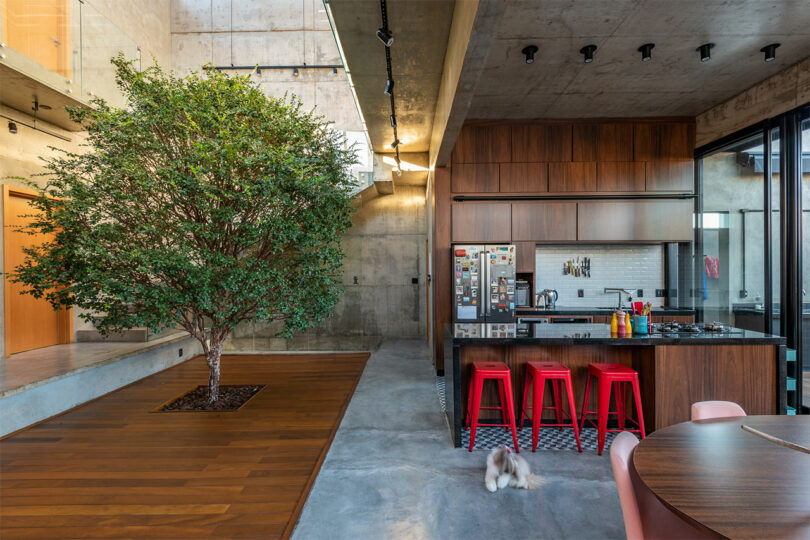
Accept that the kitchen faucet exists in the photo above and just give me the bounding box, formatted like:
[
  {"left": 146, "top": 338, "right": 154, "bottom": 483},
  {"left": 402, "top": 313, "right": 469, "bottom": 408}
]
[{"left": 604, "top": 288, "right": 633, "bottom": 310}]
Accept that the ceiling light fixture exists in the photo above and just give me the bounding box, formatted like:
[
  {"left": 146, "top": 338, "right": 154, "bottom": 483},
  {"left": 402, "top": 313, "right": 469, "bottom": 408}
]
[
  {"left": 760, "top": 43, "right": 780, "bottom": 62},
  {"left": 580, "top": 44, "right": 597, "bottom": 63},
  {"left": 390, "top": 114, "right": 397, "bottom": 128},
  {"left": 696, "top": 43, "right": 714, "bottom": 62},
  {"left": 8, "top": 121, "right": 17, "bottom": 134},
  {"left": 638, "top": 43, "right": 655, "bottom": 62},
  {"left": 376, "top": 27, "right": 393, "bottom": 47},
  {"left": 521, "top": 45, "right": 538, "bottom": 64},
  {"left": 390, "top": 139, "right": 399, "bottom": 149},
  {"left": 384, "top": 78, "right": 395, "bottom": 95}
]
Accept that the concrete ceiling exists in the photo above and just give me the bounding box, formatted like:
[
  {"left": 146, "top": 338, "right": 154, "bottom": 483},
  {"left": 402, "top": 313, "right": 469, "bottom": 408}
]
[
  {"left": 469, "top": 0, "right": 810, "bottom": 118},
  {"left": 0, "top": 64, "right": 84, "bottom": 131},
  {"left": 327, "top": 0, "right": 454, "bottom": 154}
]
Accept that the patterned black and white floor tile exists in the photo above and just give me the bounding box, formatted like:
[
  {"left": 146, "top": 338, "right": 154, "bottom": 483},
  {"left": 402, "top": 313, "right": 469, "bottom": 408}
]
[
  {"left": 462, "top": 425, "right": 620, "bottom": 452},
  {"left": 436, "top": 376, "right": 446, "bottom": 412}
]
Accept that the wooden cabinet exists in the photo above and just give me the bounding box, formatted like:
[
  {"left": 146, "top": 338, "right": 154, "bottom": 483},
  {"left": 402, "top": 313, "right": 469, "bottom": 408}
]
[
  {"left": 572, "top": 124, "right": 598, "bottom": 161},
  {"left": 452, "top": 125, "right": 511, "bottom": 164},
  {"left": 548, "top": 162, "right": 597, "bottom": 192},
  {"left": 598, "top": 123, "right": 634, "bottom": 161},
  {"left": 577, "top": 200, "right": 693, "bottom": 242},
  {"left": 514, "top": 241, "right": 536, "bottom": 273},
  {"left": 451, "top": 163, "right": 499, "bottom": 192},
  {"left": 597, "top": 162, "right": 646, "bottom": 192},
  {"left": 451, "top": 203, "right": 511, "bottom": 243},
  {"left": 511, "top": 202, "right": 577, "bottom": 241},
  {"left": 634, "top": 122, "right": 693, "bottom": 161},
  {"left": 512, "top": 124, "right": 572, "bottom": 162},
  {"left": 500, "top": 163, "right": 548, "bottom": 192},
  {"left": 646, "top": 160, "right": 694, "bottom": 192}
]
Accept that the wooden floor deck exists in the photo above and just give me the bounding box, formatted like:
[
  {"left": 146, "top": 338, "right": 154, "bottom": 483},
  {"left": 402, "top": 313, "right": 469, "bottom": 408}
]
[{"left": 0, "top": 352, "right": 369, "bottom": 539}]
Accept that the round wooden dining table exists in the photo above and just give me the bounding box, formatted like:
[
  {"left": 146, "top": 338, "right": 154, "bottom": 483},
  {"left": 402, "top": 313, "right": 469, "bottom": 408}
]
[{"left": 633, "top": 415, "right": 810, "bottom": 539}]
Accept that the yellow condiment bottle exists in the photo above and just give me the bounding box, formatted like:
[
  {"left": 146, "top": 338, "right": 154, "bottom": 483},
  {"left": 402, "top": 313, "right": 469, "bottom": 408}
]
[
  {"left": 625, "top": 312, "right": 632, "bottom": 334},
  {"left": 610, "top": 312, "right": 618, "bottom": 333}
]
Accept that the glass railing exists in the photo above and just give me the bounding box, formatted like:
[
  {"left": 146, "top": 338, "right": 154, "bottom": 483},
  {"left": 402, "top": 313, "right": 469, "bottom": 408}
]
[{"left": 0, "top": 0, "right": 139, "bottom": 108}]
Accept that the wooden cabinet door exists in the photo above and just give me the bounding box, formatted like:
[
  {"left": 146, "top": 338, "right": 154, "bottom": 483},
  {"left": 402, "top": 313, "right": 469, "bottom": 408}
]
[
  {"left": 512, "top": 124, "right": 572, "bottom": 162},
  {"left": 635, "top": 122, "right": 693, "bottom": 160},
  {"left": 597, "top": 162, "right": 646, "bottom": 192},
  {"left": 548, "top": 162, "right": 597, "bottom": 192},
  {"left": 452, "top": 125, "right": 511, "bottom": 164},
  {"left": 500, "top": 163, "right": 548, "bottom": 193},
  {"left": 572, "top": 124, "right": 598, "bottom": 161},
  {"left": 451, "top": 203, "right": 511, "bottom": 243},
  {"left": 511, "top": 202, "right": 577, "bottom": 241},
  {"left": 451, "top": 163, "right": 499, "bottom": 192},
  {"left": 577, "top": 200, "right": 693, "bottom": 241},
  {"left": 598, "top": 123, "right": 634, "bottom": 161},
  {"left": 646, "top": 160, "right": 694, "bottom": 192},
  {"left": 514, "top": 241, "right": 536, "bottom": 273}
]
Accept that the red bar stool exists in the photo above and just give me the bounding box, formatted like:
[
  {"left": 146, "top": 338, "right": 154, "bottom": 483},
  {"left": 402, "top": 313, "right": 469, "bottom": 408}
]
[
  {"left": 579, "top": 363, "right": 646, "bottom": 455},
  {"left": 519, "top": 361, "right": 583, "bottom": 453},
  {"left": 465, "top": 361, "right": 519, "bottom": 452}
]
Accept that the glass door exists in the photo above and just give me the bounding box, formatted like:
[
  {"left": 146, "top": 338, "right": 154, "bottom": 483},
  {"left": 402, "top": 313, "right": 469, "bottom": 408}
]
[{"left": 800, "top": 114, "right": 809, "bottom": 412}]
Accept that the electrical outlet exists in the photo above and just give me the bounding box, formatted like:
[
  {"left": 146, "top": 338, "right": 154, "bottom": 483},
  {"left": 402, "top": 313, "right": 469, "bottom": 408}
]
[
  {"left": 578, "top": 289, "right": 584, "bottom": 297},
  {"left": 655, "top": 289, "right": 666, "bottom": 298},
  {"left": 178, "top": 348, "right": 183, "bottom": 357},
  {"left": 637, "top": 289, "right": 643, "bottom": 297}
]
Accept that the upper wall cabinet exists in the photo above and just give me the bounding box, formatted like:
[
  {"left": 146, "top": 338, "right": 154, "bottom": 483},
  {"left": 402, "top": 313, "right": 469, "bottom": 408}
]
[
  {"left": 511, "top": 202, "right": 577, "bottom": 241},
  {"left": 573, "top": 123, "right": 634, "bottom": 162},
  {"left": 634, "top": 122, "right": 693, "bottom": 161},
  {"left": 598, "top": 162, "right": 646, "bottom": 192},
  {"left": 646, "top": 160, "right": 694, "bottom": 192},
  {"left": 451, "top": 163, "right": 500, "bottom": 192},
  {"left": 548, "top": 162, "right": 597, "bottom": 192},
  {"left": 451, "top": 203, "right": 512, "bottom": 243},
  {"left": 577, "top": 200, "right": 693, "bottom": 242},
  {"left": 452, "top": 125, "right": 511, "bottom": 164},
  {"left": 500, "top": 163, "right": 548, "bottom": 193},
  {"left": 512, "top": 124, "right": 572, "bottom": 162}
]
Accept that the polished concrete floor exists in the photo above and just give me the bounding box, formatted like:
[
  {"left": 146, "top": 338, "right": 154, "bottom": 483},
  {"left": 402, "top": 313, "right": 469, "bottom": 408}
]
[{"left": 292, "top": 339, "right": 626, "bottom": 539}]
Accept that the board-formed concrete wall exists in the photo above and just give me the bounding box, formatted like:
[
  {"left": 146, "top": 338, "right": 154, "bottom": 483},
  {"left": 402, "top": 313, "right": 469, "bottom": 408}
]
[{"left": 170, "top": 1, "right": 427, "bottom": 349}]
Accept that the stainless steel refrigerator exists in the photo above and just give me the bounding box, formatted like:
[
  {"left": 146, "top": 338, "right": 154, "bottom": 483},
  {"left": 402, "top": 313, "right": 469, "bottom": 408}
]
[{"left": 452, "top": 244, "right": 516, "bottom": 323}]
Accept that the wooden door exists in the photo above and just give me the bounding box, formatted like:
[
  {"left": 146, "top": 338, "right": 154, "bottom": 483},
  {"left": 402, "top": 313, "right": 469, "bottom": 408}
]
[
  {"left": 0, "top": 0, "right": 71, "bottom": 78},
  {"left": 4, "top": 186, "right": 71, "bottom": 355}
]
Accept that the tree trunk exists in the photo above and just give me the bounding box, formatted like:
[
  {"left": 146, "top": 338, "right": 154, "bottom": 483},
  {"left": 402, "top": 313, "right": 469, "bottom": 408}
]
[{"left": 206, "top": 330, "right": 226, "bottom": 404}]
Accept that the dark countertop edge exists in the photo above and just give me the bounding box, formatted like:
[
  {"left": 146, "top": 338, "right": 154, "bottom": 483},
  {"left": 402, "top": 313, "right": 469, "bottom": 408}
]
[
  {"left": 451, "top": 336, "right": 786, "bottom": 346},
  {"left": 516, "top": 307, "right": 696, "bottom": 316}
]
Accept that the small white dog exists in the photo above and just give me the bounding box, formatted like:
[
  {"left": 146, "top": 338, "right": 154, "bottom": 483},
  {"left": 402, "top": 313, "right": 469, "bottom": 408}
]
[{"left": 484, "top": 446, "right": 545, "bottom": 492}]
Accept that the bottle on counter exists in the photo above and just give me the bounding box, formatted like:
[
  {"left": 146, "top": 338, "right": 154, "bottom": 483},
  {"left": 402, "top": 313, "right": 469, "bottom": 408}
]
[
  {"left": 610, "top": 312, "right": 618, "bottom": 334},
  {"left": 616, "top": 310, "right": 625, "bottom": 336},
  {"left": 625, "top": 312, "right": 632, "bottom": 334}
]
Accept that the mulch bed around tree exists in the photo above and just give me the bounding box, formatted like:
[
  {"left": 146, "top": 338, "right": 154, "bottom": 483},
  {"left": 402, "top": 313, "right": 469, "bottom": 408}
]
[{"left": 157, "top": 384, "right": 264, "bottom": 412}]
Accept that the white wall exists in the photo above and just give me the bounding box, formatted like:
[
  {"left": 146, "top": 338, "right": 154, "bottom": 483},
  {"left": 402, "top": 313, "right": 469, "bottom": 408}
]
[{"left": 534, "top": 245, "right": 665, "bottom": 308}]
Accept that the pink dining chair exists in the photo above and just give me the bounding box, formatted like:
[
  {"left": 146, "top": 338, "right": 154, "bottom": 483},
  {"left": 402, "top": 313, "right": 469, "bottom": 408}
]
[
  {"left": 610, "top": 431, "right": 710, "bottom": 539},
  {"left": 690, "top": 400, "right": 746, "bottom": 421}
]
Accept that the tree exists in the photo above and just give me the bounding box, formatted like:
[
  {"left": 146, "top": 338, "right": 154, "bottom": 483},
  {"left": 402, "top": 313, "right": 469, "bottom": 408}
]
[{"left": 10, "top": 56, "right": 356, "bottom": 403}]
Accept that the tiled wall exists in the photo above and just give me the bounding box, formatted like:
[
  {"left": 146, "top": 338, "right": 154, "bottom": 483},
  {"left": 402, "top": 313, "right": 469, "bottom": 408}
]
[{"left": 534, "top": 245, "right": 665, "bottom": 308}]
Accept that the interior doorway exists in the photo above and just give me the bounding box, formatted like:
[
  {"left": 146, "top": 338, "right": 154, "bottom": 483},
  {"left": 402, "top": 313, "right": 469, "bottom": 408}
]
[{"left": 3, "top": 185, "right": 72, "bottom": 356}]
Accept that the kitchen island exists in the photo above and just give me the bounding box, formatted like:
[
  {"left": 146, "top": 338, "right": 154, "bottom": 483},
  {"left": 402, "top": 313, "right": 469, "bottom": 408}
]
[{"left": 444, "top": 323, "right": 786, "bottom": 448}]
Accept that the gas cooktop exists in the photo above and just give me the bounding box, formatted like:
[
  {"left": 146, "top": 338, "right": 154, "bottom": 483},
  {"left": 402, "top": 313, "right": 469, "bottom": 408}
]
[{"left": 653, "top": 321, "right": 742, "bottom": 334}]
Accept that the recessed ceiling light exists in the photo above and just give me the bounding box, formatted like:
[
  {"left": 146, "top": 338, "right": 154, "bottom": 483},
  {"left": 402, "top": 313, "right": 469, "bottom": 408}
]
[
  {"left": 521, "top": 45, "right": 538, "bottom": 64},
  {"left": 638, "top": 43, "right": 655, "bottom": 62},
  {"left": 696, "top": 43, "right": 714, "bottom": 62},
  {"left": 376, "top": 27, "right": 393, "bottom": 47},
  {"left": 580, "top": 44, "right": 597, "bottom": 64},
  {"left": 760, "top": 43, "right": 780, "bottom": 62}
]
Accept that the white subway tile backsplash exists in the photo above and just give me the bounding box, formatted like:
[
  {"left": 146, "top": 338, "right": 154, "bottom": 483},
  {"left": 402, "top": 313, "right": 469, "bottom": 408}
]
[{"left": 534, "top": 245, "right": 664, "bottom": 307}]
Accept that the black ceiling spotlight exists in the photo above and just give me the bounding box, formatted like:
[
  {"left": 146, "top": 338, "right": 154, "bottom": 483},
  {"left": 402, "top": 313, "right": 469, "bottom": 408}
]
[
  {"left": 521, "top": 45, "right": 538, "bottom": 64},
  {"left": 638, "top": 43, "right": 655, "bottom": 62},
  {"left": 376, "top": 27, "right": 393, "bottom": 47},
  {"left": 760, "top": 43, "right": 780, "bottom": 62},
  {"left": 390, "top": 139, "right": 399, "bottom": 149},
  {"left": 8, "top": 121, "right": 17, "bottom": 134},
  {"left": 389, "top": 114, "right": 397, "bottom": 128},
  {"left": 580, "top": 44, "right": 597, "bottom": 63},
  {"left": 696, "top": 43, "right": 714, "bottom": 62},
  {"left": 384, "top": 78, "right": 394, "bottom": 95}
]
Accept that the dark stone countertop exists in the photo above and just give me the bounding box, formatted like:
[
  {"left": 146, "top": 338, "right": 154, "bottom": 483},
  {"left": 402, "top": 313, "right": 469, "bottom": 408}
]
[
  {"left": 448, "top": 323, "right": 785, "bottom": 346},
  {"left": 516, "top": 306, "right": 695, "bottom": 317}
]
